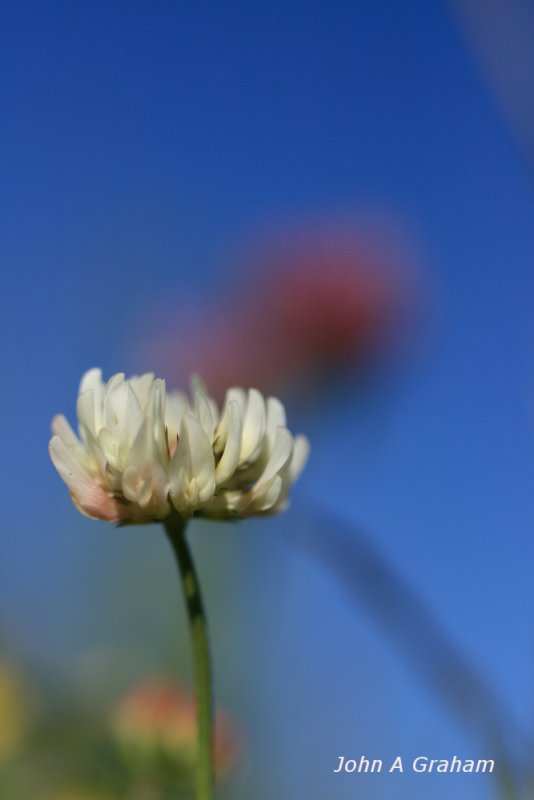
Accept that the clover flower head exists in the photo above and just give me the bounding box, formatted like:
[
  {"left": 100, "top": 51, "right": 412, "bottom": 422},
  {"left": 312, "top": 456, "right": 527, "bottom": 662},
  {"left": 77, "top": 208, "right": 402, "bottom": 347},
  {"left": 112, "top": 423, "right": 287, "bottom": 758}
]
[{"left": 49, "top": 369, "right": 309, "bottom": 524}]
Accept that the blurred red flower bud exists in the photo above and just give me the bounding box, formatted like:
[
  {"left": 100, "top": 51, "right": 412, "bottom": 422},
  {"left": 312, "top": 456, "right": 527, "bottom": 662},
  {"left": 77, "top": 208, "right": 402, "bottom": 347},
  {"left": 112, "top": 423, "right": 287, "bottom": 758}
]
[{"left": 142, "top": 218, "right": 419, "bottom": 402}]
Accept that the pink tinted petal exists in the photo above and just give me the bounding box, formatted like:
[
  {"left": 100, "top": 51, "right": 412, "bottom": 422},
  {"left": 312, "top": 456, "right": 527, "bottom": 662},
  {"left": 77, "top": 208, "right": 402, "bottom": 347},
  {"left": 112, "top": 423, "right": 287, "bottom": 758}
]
[{"left": 49, "top": 436, "right": 132, "bottom": 523}]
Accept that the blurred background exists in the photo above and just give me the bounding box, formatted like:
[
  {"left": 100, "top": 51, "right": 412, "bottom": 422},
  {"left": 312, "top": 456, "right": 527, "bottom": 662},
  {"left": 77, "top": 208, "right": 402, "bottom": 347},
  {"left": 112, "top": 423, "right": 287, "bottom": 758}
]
[{"left": 2, "top": 1, "right": 534, "bottom": 798}]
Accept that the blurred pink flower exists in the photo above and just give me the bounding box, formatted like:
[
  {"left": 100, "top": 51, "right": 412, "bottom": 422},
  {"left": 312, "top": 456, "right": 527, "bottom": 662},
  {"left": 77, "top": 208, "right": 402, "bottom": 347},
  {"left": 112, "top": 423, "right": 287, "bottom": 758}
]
[
  {"left": 49, "top": 369, "right": 308, "bottom": 522},
  {"left": 113, "top": 677, "right": 239, "bottom": 780}
]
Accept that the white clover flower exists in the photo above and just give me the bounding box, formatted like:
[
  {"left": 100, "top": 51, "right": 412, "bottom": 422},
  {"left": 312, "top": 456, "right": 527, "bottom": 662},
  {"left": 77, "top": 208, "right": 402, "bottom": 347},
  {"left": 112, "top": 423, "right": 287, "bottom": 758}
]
[{"left": 49, "top": 369, "right": 309, "bottom": 524}]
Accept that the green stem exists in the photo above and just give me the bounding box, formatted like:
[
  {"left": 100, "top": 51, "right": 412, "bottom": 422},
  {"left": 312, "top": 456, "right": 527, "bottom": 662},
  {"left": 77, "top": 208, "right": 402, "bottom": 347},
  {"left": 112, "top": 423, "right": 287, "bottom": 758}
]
[{"left": 164, "top": 518, "right": 214, "bottom": 800}]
